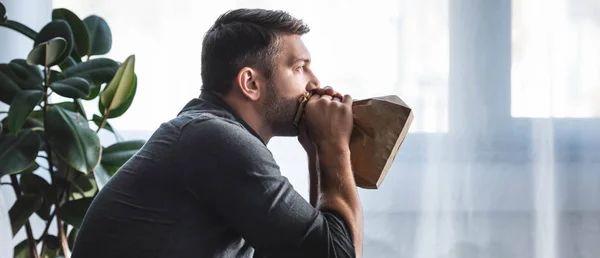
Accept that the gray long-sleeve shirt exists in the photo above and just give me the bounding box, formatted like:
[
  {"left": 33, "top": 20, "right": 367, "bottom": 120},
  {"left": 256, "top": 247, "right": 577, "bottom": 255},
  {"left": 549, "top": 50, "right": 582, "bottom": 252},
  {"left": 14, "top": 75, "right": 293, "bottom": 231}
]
[{"left": 71, "top": 90, "right": 355, "bottom": 258}]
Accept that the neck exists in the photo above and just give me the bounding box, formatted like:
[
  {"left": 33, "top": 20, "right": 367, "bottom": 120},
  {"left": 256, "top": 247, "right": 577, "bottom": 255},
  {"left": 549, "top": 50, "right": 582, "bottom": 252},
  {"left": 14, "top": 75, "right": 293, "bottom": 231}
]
[{"left": 219, "top": 92, "right": 273, "bottom": 144}]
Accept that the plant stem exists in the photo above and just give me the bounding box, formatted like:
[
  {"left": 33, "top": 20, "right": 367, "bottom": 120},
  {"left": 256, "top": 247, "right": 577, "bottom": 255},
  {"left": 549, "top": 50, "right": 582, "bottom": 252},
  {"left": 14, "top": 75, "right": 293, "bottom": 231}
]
[
  {"left": 9, "top": 175, "right": 41, "bottom": 258},
  {"left": 0, "top": 111, "right": 7, "bottom": 114},
  {"left": 37, "top": 210, "right": 56, "bottom": 242},
  {"left": 95, "top": 110, "right": 109, "bottom": 133},
  {"left": 37, "top": 188, "right": 67, "bottom": 244},
  {"left": 43, "top": 66, "right": 71, "bottom": 258},
  {"left": 0, "top": 20, "right": 37, "bottom": 39}
]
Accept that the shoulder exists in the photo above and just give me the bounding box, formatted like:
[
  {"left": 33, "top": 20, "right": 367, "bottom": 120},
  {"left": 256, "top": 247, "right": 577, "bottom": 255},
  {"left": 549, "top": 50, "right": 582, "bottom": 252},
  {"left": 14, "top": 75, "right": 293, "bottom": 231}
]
[{"left": 176, "top": 113, "right": 274, "bottom": 166}]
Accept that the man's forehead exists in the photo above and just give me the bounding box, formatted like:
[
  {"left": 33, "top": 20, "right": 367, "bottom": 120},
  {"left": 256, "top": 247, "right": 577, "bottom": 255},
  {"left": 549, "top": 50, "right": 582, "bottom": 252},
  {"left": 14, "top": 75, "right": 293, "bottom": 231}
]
[{"left": 279, "top": 34, "right": 311, "bottom": 63}]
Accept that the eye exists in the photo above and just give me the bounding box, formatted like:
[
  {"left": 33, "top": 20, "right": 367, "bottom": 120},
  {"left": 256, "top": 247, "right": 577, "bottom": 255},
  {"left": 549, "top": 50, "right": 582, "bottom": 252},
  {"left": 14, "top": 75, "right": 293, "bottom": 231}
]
[{"left": 296, "top": 65, "right": 305, "bottom": 73}]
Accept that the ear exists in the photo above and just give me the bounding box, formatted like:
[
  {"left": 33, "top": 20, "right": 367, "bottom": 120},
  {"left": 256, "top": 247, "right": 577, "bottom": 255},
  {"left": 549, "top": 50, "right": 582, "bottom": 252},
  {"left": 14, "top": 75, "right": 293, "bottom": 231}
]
[{"left": 235, "top": 67, "right": 264, "bottom": 101}]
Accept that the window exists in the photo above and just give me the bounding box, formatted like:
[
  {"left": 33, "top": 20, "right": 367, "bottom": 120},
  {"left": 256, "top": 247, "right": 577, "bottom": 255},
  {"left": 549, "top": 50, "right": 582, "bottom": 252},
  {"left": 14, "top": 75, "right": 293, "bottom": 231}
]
[
  {"left": 512, "top": 0, "right": 600, "bottom": 118},
  {"left": 53, "top": 0, "right": 450, "bottom": 133}
]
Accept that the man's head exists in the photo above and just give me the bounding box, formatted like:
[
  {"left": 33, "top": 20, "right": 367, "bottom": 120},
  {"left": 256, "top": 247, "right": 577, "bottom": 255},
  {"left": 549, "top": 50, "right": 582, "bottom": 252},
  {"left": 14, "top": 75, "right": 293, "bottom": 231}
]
[{"left": 201, "top": 9, "right": 321, "bottom": 137}]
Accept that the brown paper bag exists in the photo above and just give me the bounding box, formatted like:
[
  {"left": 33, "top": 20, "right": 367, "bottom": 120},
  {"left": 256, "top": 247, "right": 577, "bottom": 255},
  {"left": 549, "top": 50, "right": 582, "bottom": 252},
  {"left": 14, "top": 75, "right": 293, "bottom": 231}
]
[{"left": 293, "top": 93, "right": 414, "bottom": 189}]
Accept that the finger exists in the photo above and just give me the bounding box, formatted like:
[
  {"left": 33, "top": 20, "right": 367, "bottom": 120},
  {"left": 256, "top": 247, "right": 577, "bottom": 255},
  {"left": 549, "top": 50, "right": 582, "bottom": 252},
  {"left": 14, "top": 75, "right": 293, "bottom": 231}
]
[
  {"left": 309, "top": 93, "right": 322, "bottom": 101},
  {"left": 333, "top": 91, "right": 343, "bottom": 99},
  {"left": 342, "top": 94, "right": 353, "bottom": 105},
  {"left": 312, "top": 87, "right": 332, "bottom": 96},
  {"left": 332, "top": 96, "right": 342, "bottom": 102},
  {"left": 324, "top": 87, "right": 335, "bottom": 96},
  {"left": 322, "top": 94, "right": 334, "bottom": 101}
]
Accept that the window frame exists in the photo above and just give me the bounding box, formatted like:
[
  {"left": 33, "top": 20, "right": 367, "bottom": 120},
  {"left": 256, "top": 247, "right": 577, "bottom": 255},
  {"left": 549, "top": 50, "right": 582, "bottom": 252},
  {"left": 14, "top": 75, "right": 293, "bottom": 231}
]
[{"left": 395, "top": 0, "right": 600, "bottom": 163}]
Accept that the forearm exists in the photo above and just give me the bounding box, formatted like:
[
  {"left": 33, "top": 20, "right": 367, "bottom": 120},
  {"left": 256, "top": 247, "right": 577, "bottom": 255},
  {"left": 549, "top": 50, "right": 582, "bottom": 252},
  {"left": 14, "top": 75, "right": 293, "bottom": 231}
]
[{"left": 315, "top": 145, "right": 363, "bottom": 257}]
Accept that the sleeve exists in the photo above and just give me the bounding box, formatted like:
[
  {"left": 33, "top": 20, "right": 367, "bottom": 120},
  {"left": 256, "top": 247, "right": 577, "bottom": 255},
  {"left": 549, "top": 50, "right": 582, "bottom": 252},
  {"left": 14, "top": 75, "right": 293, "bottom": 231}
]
[{"left": 175, "top": 118, "right": 355, "bottom": 258}]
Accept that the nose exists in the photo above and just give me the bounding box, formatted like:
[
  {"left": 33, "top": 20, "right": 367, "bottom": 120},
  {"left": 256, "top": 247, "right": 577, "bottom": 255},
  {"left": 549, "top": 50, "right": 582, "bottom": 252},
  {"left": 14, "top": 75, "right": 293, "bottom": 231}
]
[{"left": 306, "top": 73, "right": 320, "bottom": 92}]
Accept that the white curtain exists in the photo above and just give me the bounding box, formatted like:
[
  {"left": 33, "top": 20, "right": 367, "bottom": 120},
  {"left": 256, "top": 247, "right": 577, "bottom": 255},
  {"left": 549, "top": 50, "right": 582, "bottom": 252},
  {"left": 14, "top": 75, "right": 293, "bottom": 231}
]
[{"left": 42, "top": 0, "right": 600, "bottom": 257}]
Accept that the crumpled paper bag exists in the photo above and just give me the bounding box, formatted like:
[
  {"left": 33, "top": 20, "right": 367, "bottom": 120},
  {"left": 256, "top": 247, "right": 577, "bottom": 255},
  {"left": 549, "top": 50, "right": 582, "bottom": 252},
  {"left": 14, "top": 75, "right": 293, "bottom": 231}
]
[{"left": 293, "top": 93, "right": 414, "bottom": 189}]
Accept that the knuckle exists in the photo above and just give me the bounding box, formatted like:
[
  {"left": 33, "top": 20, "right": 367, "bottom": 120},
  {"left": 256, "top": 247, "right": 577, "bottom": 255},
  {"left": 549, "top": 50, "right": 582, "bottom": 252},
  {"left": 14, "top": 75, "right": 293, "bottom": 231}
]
[{"left": 317, "top": 98, "right": 330, "bottom": 105}]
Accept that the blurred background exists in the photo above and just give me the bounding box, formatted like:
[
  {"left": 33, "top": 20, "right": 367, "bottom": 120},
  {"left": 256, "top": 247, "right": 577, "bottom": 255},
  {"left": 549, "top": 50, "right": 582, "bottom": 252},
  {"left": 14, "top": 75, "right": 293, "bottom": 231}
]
[{"left": 1, "top": 0, "right": 599, "bottom": 257}]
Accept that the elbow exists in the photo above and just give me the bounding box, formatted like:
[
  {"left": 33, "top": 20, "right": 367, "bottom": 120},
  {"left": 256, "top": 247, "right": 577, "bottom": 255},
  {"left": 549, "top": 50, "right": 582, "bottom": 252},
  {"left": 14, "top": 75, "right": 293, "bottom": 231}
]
[{"left": 323, "top": 212, "right": 357, "bottom": 258}]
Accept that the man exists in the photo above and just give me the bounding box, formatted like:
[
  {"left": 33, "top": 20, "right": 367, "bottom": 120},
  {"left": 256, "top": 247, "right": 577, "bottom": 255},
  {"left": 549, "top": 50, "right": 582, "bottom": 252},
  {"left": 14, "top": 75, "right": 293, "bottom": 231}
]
[{"left": 72, "top": 8, "right": 363, "bottom": 258}]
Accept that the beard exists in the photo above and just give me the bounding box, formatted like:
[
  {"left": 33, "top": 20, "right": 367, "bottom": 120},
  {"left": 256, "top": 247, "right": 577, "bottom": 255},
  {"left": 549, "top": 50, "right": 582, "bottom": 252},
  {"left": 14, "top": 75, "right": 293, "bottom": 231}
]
[{"left": 264, "top": 81, "right": 301, "bottom": 137}]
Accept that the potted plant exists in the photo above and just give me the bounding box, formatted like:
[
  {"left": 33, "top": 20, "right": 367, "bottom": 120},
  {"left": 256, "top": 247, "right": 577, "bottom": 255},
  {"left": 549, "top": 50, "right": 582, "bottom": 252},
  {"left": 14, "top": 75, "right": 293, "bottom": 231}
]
[{"left": 0, "top": 3, "right": 144, "bottom": 258}]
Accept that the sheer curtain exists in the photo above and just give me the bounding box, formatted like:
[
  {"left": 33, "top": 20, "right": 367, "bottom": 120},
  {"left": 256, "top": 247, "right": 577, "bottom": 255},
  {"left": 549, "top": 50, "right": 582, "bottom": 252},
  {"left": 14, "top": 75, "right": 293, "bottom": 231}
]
[{"left": 44, "top": 0, "right": 600, "bottom": 257}]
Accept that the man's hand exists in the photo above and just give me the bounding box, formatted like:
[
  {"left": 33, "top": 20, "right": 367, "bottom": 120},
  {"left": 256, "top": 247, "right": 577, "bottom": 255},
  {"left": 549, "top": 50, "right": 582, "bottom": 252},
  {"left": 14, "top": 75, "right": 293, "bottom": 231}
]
[
  {"left": 303, "top": 91, "right": 353, "bottom": 151},
  {"left": 297, "top": 86, "right": 344, "bottom": 155}
]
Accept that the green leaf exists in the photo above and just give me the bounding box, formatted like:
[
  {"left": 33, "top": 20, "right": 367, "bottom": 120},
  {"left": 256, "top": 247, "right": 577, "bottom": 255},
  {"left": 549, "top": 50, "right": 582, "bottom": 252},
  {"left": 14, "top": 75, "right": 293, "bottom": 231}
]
[
  {"left": 20, "top": 173, "right": 51, "bottom": 196},
  {"left": 62, "top": 58, "right": 119, "bottom": 100},
  {"left": 92, "top": 114, "right": 117, "bottom": 134},
  {"left": 49, "top": 69, "right": 61, "bottom": 84},
  {"left": 0, "top": 62, "right": 43, "bottom": 92},
  {"left": 0, "top": 130, "right": 41, "bottom": 177},
  {"left": 50, "top": 77, "right": 91, "bottom": 99},
  {"left": 58, "top": 56, "right": 77, "bottom": 71},
  {"left": 72, "top": 173, "right": 94, "bottom": 192},
  {"left": 33, "top": 20, "right": 74, "bottom": 66},
  {"left": 0, "top": 2, "right": 6, "bottom": 22},
  {"left": 7, "top": 90, "right": 43, "bottom": 135},
  {"left": 9, "top": 194, "right": 43, "bottom": 236},
  {"left": 42, "top": 235, "right": 60, "bottom": 258},
  {"left": 13, "top": 239, "right": 29, "bottom": 258},
  {"left": 57, "top": 197, "right": 94, "bottom": 228},
  {"left": 1, "top": 114, "right": 43, "bottom": 138},
  {"left": 27, "top": 110, "right": 44, "bottom": 125},
  {"left": 62, "top": 58, "right": 118, "bottom": 77},
  {"left": 52, "top": 8, "right": 90, "bottom": 59},
  {"left": 99, "top": 55, "right": 136, "bottom": 118},
  {"left": 73, "top": 98, "right": 88, "bottom": 119},
  {"left": 83, "top": 15, "right": 112, "bottom": 56},
  {"left": 8, "top": 59, "right": 43, "bottom": 85},
  {"left": 0, "top": 121, "right": 2, "bottom": 134},
  {"left": 54, "top": 102, "right": 76, "bottom": 112},
  {"left": 68, "top": 227, "right": 78, "bottom": 250},
  {"left": 54, "top": 99, "right": 88, "bottom": 120},
  {"left": 101, "top": 140, "right": 144, "bottom": 167},
  {"left": 21, "top": 162, "right": 40, "bottom": 174},
  {"left": 0, "top": 64, "right": 22, "bottom": 104},
  {"left": 46, "top": 105, "right": 101, "bottom": 173},
  {"left": 27, "top": 37, "right": 69, "bottom": 67},
  {"left": 20, "top": 173, "right": 54, "bottom": 220}
]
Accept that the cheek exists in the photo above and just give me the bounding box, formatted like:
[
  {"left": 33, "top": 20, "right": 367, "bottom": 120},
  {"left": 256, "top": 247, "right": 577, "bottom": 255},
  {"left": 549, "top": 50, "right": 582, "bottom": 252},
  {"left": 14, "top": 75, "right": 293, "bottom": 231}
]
[
  {"left": 281, "top": 77, "right": 307, "bottom": 96},
  {"left": 273, "top": 70, "right": 309, "bottom": 96}
]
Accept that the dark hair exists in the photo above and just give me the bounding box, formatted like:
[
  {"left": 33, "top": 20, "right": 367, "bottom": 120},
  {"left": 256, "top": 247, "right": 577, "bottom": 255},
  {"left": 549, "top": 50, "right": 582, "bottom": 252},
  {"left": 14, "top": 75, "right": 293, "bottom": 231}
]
[{"left": 200, "top": 8, "right": 310, "bottom": 94}]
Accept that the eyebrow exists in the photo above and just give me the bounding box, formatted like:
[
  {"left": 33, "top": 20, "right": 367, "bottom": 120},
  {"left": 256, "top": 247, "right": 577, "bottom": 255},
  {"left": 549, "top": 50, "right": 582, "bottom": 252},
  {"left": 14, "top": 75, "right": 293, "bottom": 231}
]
[{"left": 291, "top": 56, "right": 311, "bottom": 65}]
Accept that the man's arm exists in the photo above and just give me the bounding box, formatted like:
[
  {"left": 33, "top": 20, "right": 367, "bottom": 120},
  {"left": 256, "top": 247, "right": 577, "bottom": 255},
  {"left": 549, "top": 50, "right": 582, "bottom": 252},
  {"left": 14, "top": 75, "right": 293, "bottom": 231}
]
[
  {"left": 175, "top": 118, "right": 355, "bottom": 258},
  {"left": 303, "top": 93, "right": 364, "bottom": 258},
  {"left": 316, "top": 145, "right": 363, "bottom": 258}
]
